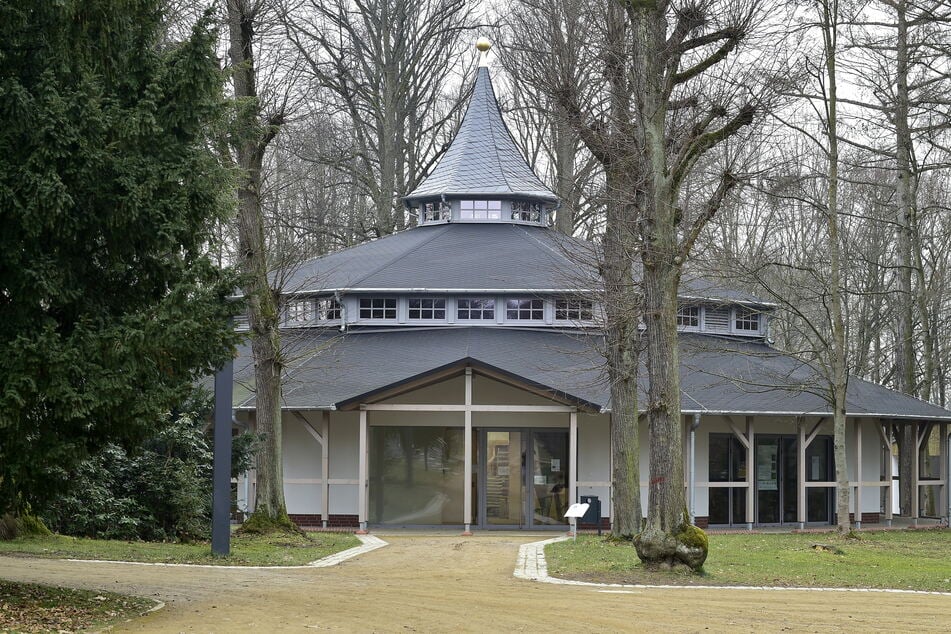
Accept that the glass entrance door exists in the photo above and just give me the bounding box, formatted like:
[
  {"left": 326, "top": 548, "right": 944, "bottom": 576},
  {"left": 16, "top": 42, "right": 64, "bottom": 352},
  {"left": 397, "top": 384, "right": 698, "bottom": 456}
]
[
  {"left": 756, "top": 435, "right": 802, "bottom": 525},
  {"left": 484, "top": 431, "right": 524, "bottom": 526},
  {"left": 480, "top": 429, "right": 569, "bottom": 529}
]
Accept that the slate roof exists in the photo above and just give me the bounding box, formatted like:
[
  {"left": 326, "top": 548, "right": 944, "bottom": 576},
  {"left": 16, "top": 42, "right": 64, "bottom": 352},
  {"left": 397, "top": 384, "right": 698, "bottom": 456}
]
[
  {"left": 231, "top": 328, "right": 951, "bottom": 421},
  {"left": 280, "top": 222, "right": 771, "bottom": 305},
  {"left": 404, "top": 67, "right": 557, "bottom": 203}
]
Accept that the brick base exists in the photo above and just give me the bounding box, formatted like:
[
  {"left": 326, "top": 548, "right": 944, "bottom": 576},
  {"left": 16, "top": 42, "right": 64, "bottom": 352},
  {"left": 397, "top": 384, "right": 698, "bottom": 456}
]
[
  {"left": 578, "top": 518, "right": 611, "bottom": 531},
  {"left": 694, "top": 516, "right": 709, "bottom": 529},
  {"left": 288, "top": 514, "right": 359, "bottom": 528},
  {"left": 848, "top": 512, "right": 880, "bottom": 524}
]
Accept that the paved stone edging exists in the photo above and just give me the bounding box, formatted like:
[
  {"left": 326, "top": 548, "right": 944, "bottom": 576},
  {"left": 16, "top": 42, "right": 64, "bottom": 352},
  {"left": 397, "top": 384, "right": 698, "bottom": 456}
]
[
  {"left": 64, "top": 534, "right": 388, "bottom": 570},
  {"left": 514, "top": 535, "right": 951, "bottom": 596}
]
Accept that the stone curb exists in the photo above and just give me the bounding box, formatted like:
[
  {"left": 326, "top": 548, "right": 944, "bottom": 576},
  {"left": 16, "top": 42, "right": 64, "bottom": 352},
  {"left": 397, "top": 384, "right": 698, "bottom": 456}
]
[
  {"left": 63, "top": 534, "right": 388, "bottom": 570},
  {"left": 514, "top": 535, "right": 951, "bottom": 596}
]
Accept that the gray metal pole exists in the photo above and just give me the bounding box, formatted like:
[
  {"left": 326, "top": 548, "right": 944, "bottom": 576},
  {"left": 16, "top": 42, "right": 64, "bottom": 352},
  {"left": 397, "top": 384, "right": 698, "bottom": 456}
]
[
  {"left": 689, "top": 413, "right": 701, "bottom": 525},
  {"left": 212, "top": 354, "right": 233, "bottom": 556}
]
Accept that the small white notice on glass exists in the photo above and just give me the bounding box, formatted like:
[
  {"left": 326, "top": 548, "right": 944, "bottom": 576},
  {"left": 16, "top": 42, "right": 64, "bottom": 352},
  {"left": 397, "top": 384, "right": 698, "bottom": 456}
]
[{"left": 551, "top": 458, "right": 561, "bottom": 472}]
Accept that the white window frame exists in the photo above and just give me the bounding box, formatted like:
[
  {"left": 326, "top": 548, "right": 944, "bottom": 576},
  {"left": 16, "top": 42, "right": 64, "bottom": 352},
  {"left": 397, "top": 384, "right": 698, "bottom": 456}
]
[
  {"left": 733, "top": 307, "right": 762, "bottom": 334},
  {"left": 420, "top": 201, "right": 451, "bottom": 224},
  {"left": 407, "top": 297, "right": 447, "bottom": 321},
  {"left": 554, "top": 298, "right": 595, "bottom": 323},
  {"left": 315, "top": 297, "right": 342, "bottom": 322},
  {"left": 358, "top": 297, "right": 397, "bottom": 320},
  {"left": 286, "top": 299, "right": 314, "bottom": 324},
  {"left": 676, "top": 305, "right": 701, "bottom": 331},
  {"left": 459, "top": 199, "right": 502, "bottom": 220},
  {"left": 505, "top": 298, "right": 545, "bottom": 322},
  {"left": 456, "top": 297, "right": 496, "bottom": 321}
]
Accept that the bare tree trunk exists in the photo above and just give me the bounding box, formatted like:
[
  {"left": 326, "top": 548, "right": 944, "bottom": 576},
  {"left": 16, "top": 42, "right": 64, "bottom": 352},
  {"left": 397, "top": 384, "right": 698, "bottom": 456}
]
[
  {"left": 603, "top": 163, "right": 642, "bottom": 538},
  {"left": 228, "top": 0, "right": 291, "bottom": 529},
  {"left": 818, "top": 0, "right": 851, "bottom": 535},
  {"left": 553, "top": 107, "right": 577, "bottom": 235}
]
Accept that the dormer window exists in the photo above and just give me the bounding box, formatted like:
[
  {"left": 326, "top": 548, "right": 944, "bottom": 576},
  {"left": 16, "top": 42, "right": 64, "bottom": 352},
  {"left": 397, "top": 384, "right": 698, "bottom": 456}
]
[
  {"left": 359, "top": 297, "right": 397, "bottom": 320},
  {"left": 735, "top": 308, "right": 761, "bottom": 332},
  {"left": 421, "top": 201, "right": 451, "bottom": 223},
  {"left": 512, "top": 201, "right": 543, "bottom": 223},
  {"left": 460, "top": 200, "right": 501, "bottom": 220},
  {"left": 506, "top": 298, "right": 544, "bottom": 320},
  {"left": 555, "top": 299, "right": 594, "bottom": 321},
  {"left": 316, "top": 298, "right": 341, "bottom": 321},
  {"left": 677, "top": 305, "right": 700, "bottom": 329}
]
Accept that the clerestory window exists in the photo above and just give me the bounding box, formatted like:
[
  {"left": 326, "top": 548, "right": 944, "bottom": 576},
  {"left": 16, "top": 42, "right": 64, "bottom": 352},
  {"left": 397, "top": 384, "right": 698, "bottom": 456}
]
[
  {"left": 359, "top": 297, "right": 397, "bottom": 320},
  {"left": 460, "top": 200, "right": 501, "bottom": 220},
  {"left": 734, "top": 308, "right": 761, "bottom": 332},
  {"left": 506, "top": 298, "right": 544, "bottom": 321},
  {"left": 421, "top": 201, "right": 451, "bottom": 223},
  {"left": 677, "top": 305, "right": 700, "bottom": 328},
  {"left": 555, "top": 299, "right": 594, "bottom": 321},
  {"left": 457, "top": 298, "right": 495, "bottom": 320},
  {"left": 408, "top": 297, "right": 446, "bottom": 320},
  {"left": 511, "top": 201, "right": 543, "bottom": 223},
  {"left": 286, "top": 300, "right": 314, "bottom": 323},
  {"left": 316, "top": 298, "right": 341, "bottom": 321}
]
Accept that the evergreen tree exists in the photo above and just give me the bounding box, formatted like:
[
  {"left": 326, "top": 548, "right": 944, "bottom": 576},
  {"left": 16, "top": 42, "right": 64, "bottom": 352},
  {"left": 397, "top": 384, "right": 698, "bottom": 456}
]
[{"left": 0, "top": 0, "right": 239, "bottom": 519}]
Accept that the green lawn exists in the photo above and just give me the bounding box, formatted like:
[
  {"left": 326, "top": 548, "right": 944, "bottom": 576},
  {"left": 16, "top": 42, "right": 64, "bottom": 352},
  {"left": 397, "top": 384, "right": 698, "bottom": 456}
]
[
  {"left": 0, "top": 580, "right": 154, "bottom": 633},
  {"left": 0, "top": 531, "right": 360, "bottom": 566},
  {"left": 546, "top": 530, "right": 951, "bottom": 592}
]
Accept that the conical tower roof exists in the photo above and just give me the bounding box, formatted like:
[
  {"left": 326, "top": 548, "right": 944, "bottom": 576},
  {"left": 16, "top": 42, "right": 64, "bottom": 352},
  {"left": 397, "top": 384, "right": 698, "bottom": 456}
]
[{"left": 404, "top": 66, "right": 557, "bottom": 204}]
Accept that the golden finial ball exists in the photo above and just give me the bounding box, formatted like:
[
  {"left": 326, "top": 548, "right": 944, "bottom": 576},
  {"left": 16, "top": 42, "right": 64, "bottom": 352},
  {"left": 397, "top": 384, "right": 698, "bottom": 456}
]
[{"left": 476, "top": 37, "right": 492, "bottom": 52}]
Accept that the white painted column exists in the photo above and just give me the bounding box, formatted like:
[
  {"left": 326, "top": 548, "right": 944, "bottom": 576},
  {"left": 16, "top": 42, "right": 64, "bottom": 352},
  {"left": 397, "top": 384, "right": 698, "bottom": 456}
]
[
  {"left": 746, "top": 416, "right": 755, "bottom": 530},
  {"left": 569, "top": 410, "right": 578, "bottom": 509},
  {"left": 884, "top": 422, "right": 894, "bottom": 526},
  {"left": 358, "top": 408, "right": 368, "bottom": 533},
  {"left": 463, "top": 368, "right": 473, "bottom": 535},
  {"left": 321, "top": 410, "right": 330, "bottom": 529},
  {"left": 912, "top": 422, "right": 920, "bottom": 524},
  {"left": 855, "top": 420, "right": 863, "bottom": 529},
  {"left": 940, "top": 423, "right": 949, "bottom": 521},
  {"left": 797, "top": 419, "right": 806, "bottom": 529}
]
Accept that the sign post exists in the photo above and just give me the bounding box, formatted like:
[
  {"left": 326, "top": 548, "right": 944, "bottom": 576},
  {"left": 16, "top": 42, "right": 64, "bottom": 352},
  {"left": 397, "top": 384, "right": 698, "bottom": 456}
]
[{"left": 564, "top": 502, "right": 590, "bottom": 542}]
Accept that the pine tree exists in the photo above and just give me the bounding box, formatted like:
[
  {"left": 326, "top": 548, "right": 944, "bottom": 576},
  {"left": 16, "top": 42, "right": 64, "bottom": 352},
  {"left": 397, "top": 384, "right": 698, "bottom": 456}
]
[{"left": 0, "top": 0, "right": 239, "bottom": 519}]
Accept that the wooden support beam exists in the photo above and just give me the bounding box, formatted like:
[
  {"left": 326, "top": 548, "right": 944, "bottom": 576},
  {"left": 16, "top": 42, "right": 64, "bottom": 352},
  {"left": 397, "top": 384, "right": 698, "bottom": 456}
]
[
  {"left": 569, "top": 410, "right": 578, "bottom": 511},
  {"left": 805, "top": 420, "right": 823, "bottom": 448},
  {"left": 292, "top": 411, "right": 324, "bottom": 446},
  {"left": 358, "top": 409, "right": 368, "bottom": 533},
  {"left": 463, "top": 369, "right": 473, "bottom": 535},
  {"left": 745, "top": 416, "right": 755, "bottom": 529},
  {"left": 797, "top": 418, "right": 806, "bottom": 528},
  {"left": 360, "top": 403, "right": 575, "bottom": 413},
  {"left": 321, "top": 411, "right": 330, "bottom": 528},
  {"left": 912, "top": 422, "right": 920, "bottom": 522},
  {"left": 884, "top": 422, "right": 894, "bottom": 523},
  {"left": 727, "top": 416, "right": 750, "bottom": 450},
  {"left": 855, "top": 420, "right": 863, "bottom": 528}
]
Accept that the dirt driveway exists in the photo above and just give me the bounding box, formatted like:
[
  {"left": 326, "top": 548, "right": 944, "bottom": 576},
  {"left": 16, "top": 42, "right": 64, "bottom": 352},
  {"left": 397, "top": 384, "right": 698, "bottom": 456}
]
[{"left": 1, "top": 533, "right": 948, "bottom": 632}]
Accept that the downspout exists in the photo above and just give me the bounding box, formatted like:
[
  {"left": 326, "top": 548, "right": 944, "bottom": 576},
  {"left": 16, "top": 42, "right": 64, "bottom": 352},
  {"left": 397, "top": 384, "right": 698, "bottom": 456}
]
[
  {"left": 947, "top": 429, "right": 950, "bottom": 527},
  {"left": 690, "top": 412, "right": 701, "bottom": 525}
]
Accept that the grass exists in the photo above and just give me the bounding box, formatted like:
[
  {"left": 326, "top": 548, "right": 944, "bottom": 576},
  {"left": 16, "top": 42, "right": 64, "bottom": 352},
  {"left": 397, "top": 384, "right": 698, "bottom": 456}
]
[
  {"left": 546, "top": 530, "right": 951, "bottom": 592},
  {"left": 0, "top": 580, "right": 154, "bottom": 633},
  {"left": 0, "top": 530, "right": 360, "bottom": 567}
]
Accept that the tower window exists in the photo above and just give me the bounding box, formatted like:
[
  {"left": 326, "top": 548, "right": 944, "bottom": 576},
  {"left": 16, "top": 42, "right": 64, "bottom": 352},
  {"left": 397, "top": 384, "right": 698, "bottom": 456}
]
[
  {"left": 512, "top": 201, "right": 543, "bottom": 222},
  {"left": 734, "top": 308, "right": 761, "bottom": 332},
  {"left": 316, "top": 298, "right": 341, "bottom": 321},
  {"left": 359, "top": 297, "right": 397, "bottom": 320},
  {"left": 286, "top": 300, "right": 313, "bottom": 323},
  {"left": 677, "top": 305, "right": 700, "bottom": 328},
  {"left": 506, "top": 298, "right": 544, "bottom": 320},
  {"left": 457, "top": 298, "right": 495, "bottom": 320},
  {"left": 421, "top": 201, "right": 451, "bottom": 223},
  {"left": 408, "top": 297, "right": 446, "bottom": 320},
  {"left": 460, "top": 200, "right": 501, "bottom": 220}
]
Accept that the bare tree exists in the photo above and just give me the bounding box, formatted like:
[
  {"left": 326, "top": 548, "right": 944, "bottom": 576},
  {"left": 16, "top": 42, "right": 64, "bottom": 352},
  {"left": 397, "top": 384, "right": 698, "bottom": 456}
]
[{"left": 281, "top": 0, "right": 477, "bottom": 237}]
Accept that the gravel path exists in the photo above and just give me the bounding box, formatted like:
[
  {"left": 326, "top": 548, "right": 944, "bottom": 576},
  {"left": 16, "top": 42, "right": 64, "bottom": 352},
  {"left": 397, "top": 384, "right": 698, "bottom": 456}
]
[{"left": 1, "top": 534, "right": 948, "bottom": 632}]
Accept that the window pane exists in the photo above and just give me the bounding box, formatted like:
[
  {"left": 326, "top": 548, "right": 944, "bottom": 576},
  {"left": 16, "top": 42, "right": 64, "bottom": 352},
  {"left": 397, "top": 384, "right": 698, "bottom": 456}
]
[{"left": 368, "top": 427, "right": 465, "bottom": 525}]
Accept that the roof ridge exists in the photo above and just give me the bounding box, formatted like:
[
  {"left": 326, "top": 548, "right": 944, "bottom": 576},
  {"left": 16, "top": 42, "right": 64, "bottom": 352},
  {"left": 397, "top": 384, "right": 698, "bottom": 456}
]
[{"left": 346, "top": 224, "right": 452, "bottom": 289}]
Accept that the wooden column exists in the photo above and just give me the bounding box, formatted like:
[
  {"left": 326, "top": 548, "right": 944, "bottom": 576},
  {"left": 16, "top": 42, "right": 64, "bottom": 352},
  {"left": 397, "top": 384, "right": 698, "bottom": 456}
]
[
  {"left": 321, "top": 410, "right": 330, "bottom": 529},
  {"left": 569, "top": 410, "right": 578, "bottom": 510},
  {"left": 746, "top": 416, "right": 755, "bottom": 530},
  {"left": 912, "top": 422, "right": 920, "bottom": 524},
  {"left": 855, "top": 420, "right": 863, "bottom": 528},
  {"left": 463, "top": 368, "right": 473, "bottom": 535},
  {"left": 358, "top": 408, "right": 369, "bottom": 533},
  {"left": 797, "top": 418, "right": 806, "bottom": 529},
  {"left": 881, "top": 422, "right": 894, "bottom": 526},
  {"left": 941, "top": 423, "right": 949, "bottom": 521}
]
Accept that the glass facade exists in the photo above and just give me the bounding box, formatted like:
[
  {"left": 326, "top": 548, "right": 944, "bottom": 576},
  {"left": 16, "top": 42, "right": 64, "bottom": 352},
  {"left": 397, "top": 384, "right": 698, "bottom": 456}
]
[{"left": 369, "top": 427, "right": 465, "bottom": 525}]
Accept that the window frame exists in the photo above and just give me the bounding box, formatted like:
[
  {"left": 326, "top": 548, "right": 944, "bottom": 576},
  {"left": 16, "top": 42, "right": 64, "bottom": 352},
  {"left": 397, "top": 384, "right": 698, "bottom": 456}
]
[
  {"left": 358, "top": 297, "right": 398, "bottom": 321},
  {"left": 459, "top": 199, "right": 502, "bottom": 221},
  {"left": 733, "top": 307, "right": 761, "bottom": 333},
  {"left": 407, "top": 297, "right": 447, "bottom": 321},
  {"left": 676, "top": 305, "right": 701, "bottom": 330},
  {"left": 456, "top": 297, "right": 496, "bottom": 321},
  {"left": 505, "top": 298, "right": 545, "bottom": 322},
  {"left": 554, "top": 298, "right": 595, "bottom": 323}
]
